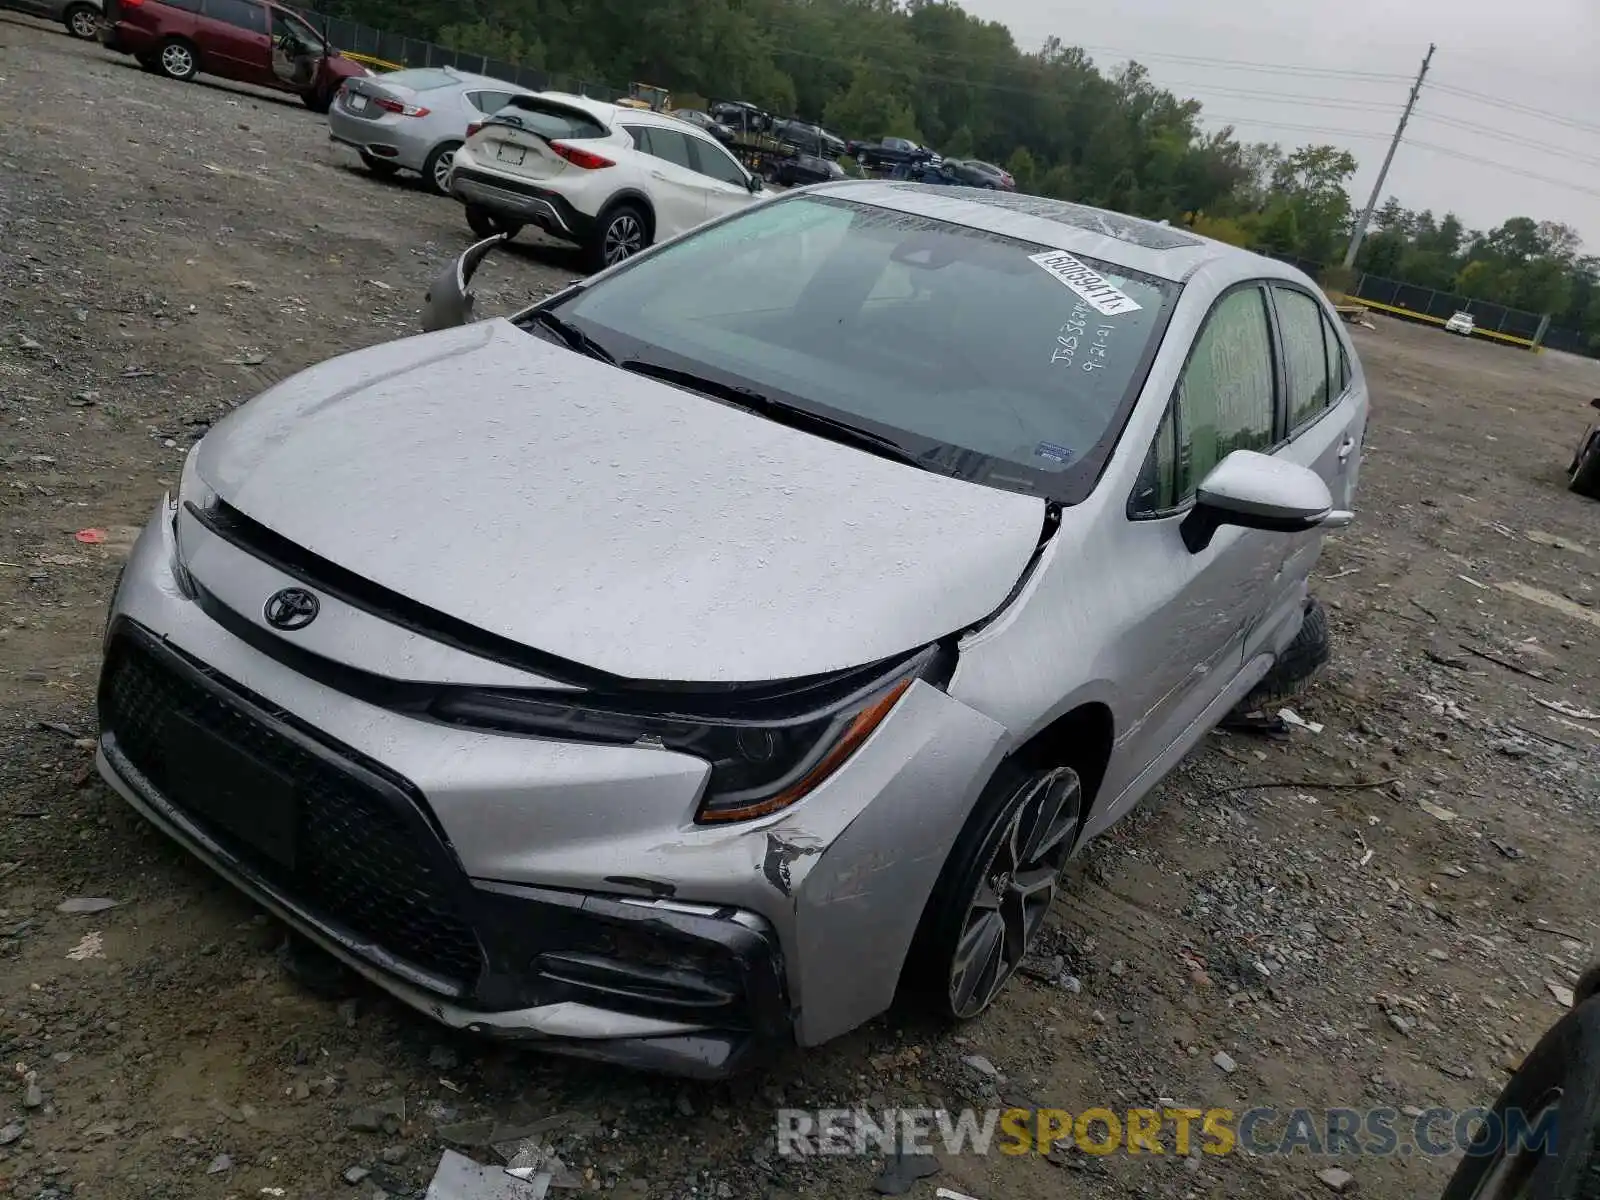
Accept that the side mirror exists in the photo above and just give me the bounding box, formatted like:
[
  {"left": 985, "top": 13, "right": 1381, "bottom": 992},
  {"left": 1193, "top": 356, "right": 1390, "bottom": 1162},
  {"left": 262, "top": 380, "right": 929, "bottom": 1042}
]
[
  {"left": 1180, "top": 450, "right": 1351, "bottom": 554},
  {"left": 421, "top": 233, "right": 507, "bottom": 332}
]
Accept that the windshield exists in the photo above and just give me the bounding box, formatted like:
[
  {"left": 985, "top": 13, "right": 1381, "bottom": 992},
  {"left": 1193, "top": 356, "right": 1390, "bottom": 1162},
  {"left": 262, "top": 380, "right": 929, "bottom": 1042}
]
[{"left": 543, "top": 194, "right": 1178, "bottom": 501}]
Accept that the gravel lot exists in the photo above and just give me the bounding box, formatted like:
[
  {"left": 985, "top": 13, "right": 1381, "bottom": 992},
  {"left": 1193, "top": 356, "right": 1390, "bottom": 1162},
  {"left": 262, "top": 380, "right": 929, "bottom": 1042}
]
[{"left": 5, "top": 17, "right": 1600, "bottom": 1200}]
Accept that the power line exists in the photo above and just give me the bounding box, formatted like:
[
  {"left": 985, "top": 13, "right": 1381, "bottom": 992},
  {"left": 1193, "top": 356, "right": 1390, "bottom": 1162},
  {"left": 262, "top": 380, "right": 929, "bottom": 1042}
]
[
  {"left": 1064, "top": 43, "right": 1415, "bottom": 82},
  {"left": 762, "top": 22, "right": 1415, "bottom": 85},
  {"left": 1426, "top": 81, "right": 1600, "bottom": 139},
  {"left": 1167, "top": 82, "right": 1403, "bottom": 114},
  {"left": 1196, "top": 115, "right": 1396, "bottom": 140},
  {"left": 1408, "top": 140, "right": 1600, "bottom": 202},
  {"left": 1413, "top": 110, "right": 1600, "bottom": 173}
]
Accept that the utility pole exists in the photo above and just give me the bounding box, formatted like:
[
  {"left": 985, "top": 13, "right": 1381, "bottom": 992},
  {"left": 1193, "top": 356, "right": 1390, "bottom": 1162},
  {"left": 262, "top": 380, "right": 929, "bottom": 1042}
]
[{"left": 1343, "top": 43, "right": 1435, "bottom": 269}]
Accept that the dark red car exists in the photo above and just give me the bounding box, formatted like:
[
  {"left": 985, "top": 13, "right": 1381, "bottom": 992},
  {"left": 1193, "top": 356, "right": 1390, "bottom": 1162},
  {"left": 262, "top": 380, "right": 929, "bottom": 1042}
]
[{"left": 100, "top": 0, "right": 364, "bottom": 111}]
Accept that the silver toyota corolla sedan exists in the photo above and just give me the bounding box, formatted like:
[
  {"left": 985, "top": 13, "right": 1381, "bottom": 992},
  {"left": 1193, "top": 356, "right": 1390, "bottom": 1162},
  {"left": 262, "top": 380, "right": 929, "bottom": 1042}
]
[
  {"left": 328, "top": 66, "right": 534, "bottom": 194},
  {"left": 95, "top": 181, "right": 1367, "bottom": 1078}
]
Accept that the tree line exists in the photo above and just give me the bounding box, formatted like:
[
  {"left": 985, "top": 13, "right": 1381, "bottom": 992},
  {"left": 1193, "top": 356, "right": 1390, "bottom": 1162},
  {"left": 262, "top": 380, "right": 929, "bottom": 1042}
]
[{"left": 323, "top": 0, "right": 1597, "bottom": 342}]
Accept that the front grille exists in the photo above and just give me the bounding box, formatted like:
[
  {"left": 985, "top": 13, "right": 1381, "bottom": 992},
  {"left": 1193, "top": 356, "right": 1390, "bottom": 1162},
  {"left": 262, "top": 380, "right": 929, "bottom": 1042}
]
[{"left": 101, "top": 634, "right": 484, "bottom": 987}]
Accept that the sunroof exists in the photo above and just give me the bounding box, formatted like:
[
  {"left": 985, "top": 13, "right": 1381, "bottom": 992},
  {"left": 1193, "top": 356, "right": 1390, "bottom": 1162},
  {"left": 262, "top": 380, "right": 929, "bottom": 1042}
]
[{"left": 901, "top": 187, "right": 1204, "bottom": 251}]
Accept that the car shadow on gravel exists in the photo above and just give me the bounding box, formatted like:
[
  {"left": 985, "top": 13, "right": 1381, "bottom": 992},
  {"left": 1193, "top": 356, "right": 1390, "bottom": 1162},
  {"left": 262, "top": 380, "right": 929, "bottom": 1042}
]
[{"left": 104, "top": 54, "right": 307, "bottom": 110}]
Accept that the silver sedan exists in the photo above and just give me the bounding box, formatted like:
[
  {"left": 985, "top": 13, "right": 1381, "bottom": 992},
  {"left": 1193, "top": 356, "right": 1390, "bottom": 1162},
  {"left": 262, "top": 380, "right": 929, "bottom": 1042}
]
[{"left": 327, "top": 65, "right": 534, "bottom": 194}]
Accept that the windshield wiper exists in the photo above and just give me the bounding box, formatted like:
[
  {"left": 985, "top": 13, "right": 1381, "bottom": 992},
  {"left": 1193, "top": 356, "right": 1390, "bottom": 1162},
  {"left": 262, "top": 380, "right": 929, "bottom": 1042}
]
[
  {"left": 619, "top": 359, "right": 928, "bottom": 469},
  {"left": 528, "top": 309, "right": 615, "bottom": 363}
]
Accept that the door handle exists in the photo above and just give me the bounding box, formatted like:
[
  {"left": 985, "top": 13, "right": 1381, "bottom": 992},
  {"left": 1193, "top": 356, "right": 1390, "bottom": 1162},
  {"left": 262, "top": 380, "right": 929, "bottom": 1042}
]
[{"left": 1337, "top": 436, "right": 1356, "bottom": 463}]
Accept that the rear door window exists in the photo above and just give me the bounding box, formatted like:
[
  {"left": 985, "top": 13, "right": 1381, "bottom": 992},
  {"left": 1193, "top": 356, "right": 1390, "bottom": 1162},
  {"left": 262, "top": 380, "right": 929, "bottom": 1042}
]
[
  {"left": 204, "top": 0, "right": 266, "bottom": 32},
  {"left": 684, "top": 135, "right": 747, "bottom": 186},
  {"left": 642, "top": 127, "right": 695, "bottom": 171},
  {"left": 1273, "top": 285, "right": 1332, "bottom": 431}
]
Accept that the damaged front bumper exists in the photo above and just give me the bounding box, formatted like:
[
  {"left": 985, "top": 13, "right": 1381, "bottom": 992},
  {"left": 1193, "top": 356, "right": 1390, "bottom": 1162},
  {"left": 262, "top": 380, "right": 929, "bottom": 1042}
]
[{"left": 94, "top": 501, "right": 1012, "bottom": 1074}]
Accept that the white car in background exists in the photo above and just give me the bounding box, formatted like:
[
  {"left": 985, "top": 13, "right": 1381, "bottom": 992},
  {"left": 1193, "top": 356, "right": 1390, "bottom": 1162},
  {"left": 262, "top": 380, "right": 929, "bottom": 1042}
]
[
  {"left": 446, "top": 92, "right": 768, "bottom": 272},
  {"left": 1444, "top": 310, "right": 1475, "bottom": 337}
]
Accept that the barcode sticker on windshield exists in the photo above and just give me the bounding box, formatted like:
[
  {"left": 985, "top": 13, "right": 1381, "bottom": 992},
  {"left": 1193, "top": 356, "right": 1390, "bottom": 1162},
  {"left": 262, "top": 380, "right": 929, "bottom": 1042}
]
[{"left": 1029, "top": 250, "right": 1143, "bottom": 316}]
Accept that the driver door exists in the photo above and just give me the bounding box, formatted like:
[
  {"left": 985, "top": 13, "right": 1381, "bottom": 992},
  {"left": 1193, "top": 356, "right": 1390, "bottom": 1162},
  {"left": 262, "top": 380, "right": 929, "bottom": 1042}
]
[{"left": 269, "top": 8, "right": 321, "bottom": 91}]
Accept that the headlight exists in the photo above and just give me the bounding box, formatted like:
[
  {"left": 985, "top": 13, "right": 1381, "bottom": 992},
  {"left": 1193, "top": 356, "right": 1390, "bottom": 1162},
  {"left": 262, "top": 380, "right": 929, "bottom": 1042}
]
[
  {"left": 432, "top": 644, "right": 954, "bottom": 823},
  {"left": 168, "top": 443, "right": 215, "bottom": 596}
]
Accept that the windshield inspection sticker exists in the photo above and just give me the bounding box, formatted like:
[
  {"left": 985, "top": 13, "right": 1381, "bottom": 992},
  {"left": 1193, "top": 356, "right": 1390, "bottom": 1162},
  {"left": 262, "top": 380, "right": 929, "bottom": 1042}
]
[
  {"left": 1034, "top": 442, "right": 1075, "bottom": 465},
  {"left": 1029, "top": 250, "right": 1143, "bottom": 316}
]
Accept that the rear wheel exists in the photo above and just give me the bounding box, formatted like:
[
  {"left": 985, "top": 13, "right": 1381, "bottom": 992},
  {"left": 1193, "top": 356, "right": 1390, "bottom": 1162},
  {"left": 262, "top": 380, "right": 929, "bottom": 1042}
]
[
  {"left": 422, "top": 140, "right": 462, "bottom": 196},
  {"left": 464, "top": 204, "right": 522, "bottom": 240},
  {"left": 358, "top": 150, "right": 400, "bottom": 178},
  {"left": 1235, "top": 595, "right": 1330, "bottom": 713},
  {"left": 586, "top": 202, "right": 649, "bottom": 273},
  {"left": 64, "top": 3, "right": 100, "bottom": 39},
  {"left": 156, "top": 38, "right": 198, "bottom": 81},
  {"left": 1570, "top": 434, "right": 1600, "bottom": 500}
]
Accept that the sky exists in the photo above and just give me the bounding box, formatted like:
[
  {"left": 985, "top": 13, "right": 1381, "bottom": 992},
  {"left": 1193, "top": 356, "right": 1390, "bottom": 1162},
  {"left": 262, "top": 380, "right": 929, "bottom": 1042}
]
[{"left": 957, "top": 0, "right": 1600, "bottom": 249}]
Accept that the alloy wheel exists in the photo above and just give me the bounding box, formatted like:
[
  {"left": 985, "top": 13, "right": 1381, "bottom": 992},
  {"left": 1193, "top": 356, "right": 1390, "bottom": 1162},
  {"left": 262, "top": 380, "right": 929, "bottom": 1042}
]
[
  {"left": 431, "top": 149, "right": 455, "bottom": 193},
  {"left": 69, "top": 8, "right": 99, "bottom": 38},
  {"left": 947, "top": 767, "right": 1080, "bottom": 1019},
  {"left": 602, "top": 213, "right": 643, "bottom": 265},
  {"left": 161, "top": 43, "right": 194, "bottom": 77}
]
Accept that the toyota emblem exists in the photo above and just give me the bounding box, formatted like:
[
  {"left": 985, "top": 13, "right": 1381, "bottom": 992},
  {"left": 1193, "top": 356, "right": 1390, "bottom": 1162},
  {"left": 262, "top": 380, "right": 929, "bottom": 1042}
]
[{"left": 263, "top": 587, "right": 320, "bottom": 631}]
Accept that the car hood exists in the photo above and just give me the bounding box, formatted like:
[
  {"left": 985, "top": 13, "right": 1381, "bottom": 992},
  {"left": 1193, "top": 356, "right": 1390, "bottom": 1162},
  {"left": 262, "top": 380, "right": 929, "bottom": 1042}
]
[{"left": 196, "top": 319, "right": 1046, "bottom": 683}]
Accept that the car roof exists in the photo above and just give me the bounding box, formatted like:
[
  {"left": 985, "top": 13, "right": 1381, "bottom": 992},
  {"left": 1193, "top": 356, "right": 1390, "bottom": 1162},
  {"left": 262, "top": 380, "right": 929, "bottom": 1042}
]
[
  {"left": 803, "top": 180, "right": 1307, "bottom": 285},
  {"left": 387, "top": 66, "right": 533, "bottom": 93}
]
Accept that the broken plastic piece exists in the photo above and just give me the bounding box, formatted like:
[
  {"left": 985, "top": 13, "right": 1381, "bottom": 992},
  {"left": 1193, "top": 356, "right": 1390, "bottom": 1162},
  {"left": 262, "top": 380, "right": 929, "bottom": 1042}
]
[{"left": 74, "top": 528, "right": 107, "bottom": 544}]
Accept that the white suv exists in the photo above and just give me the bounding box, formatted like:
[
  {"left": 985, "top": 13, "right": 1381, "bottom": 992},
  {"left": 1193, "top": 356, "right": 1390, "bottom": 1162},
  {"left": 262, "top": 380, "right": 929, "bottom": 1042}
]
[{"left": 447, "top": 92, "right": 769, "bottom": 272}]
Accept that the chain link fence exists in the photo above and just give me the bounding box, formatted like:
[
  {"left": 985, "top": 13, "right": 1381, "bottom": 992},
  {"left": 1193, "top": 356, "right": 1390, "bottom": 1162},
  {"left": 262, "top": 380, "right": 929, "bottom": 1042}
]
[{"left": 294, "top": 7, "right": 628, "bottom": 103}]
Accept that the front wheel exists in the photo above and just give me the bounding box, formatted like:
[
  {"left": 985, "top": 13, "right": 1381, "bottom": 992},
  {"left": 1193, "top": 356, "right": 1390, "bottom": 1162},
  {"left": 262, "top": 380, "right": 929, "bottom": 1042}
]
[
  {"left": 1440, "top": 993, "right": 1600, "bottom": 1199},
  {"left": 907, "top": 763, "right": 1083, "bottom": 1020},
  {"left": 64, "top": 3, "right": 100, "bottom": 39},
  {"left": 464, "top": 204, "right": 522, "bottom": 240},
  {"left": 586, "top": 203, "right": 648, "bottom": 273}
]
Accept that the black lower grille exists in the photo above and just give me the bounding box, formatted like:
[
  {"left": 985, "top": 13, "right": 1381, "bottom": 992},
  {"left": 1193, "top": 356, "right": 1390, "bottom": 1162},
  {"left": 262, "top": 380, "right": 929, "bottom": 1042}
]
[{"left": 100, "top": 632, "right": 483, "bottom": 987}]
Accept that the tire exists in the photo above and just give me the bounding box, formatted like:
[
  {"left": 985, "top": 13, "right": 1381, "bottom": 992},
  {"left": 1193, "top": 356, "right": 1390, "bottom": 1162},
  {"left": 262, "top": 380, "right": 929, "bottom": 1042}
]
[
  {"left": 1237, "top": 596, "right": 1330, "bottom": 712},
  {"left": 1440, "top": 993, "right": 1600, "bottom": 1200},
  {"left": 301, "top": 89, "right": 331, "bottom": 115},
  {"left": 64, "top": 3, "right": 100, "bottom": 39},
  {"left": 1569, "top": 435, "right": 1600, "bottom": 500},
  {"left": 155, "top": 38, "right": 198, "bottom": 82},
  {"left": 586, "top": 202, "right": 649, "bottom": 273},
  {"left": 422, "top": 140, "right": 462, "bottom": 196},
  {"left": 464, "top": 204, "right": 522, "bottom": 240},
  {"left": 904, "top": 762, "right": 1083, "bottom": 1021},
  {"left": 358, "top": 150, "right": 400, "bottom": 178}
]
